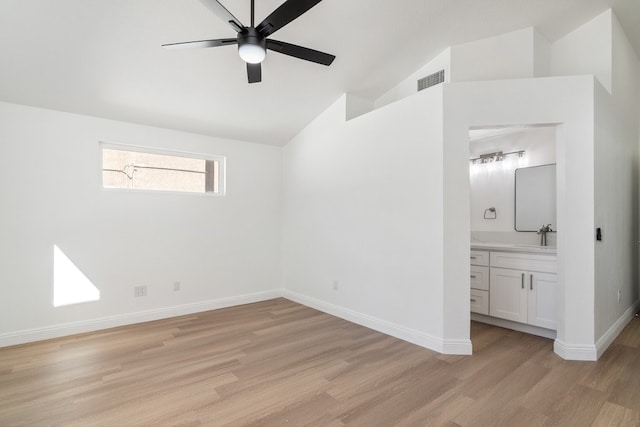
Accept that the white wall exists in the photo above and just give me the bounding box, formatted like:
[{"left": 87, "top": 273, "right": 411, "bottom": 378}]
[
  {"left": 470, "top": 127, "right": 556, "bottom": 237},
  {"left": 449, "top": 28, "right": 538, "bottom": 83},
  {"left": 443, "top": 76, "right": 598, "bottom": 359},
  {"left": 345, "top": 93, "right": 375, "bottom": 121},
  {"left": 281, "top": 10, "right": 638, "bottom": 360},
  {"left": 550, "top": 10, "right": 613, "bottom": 93},
  {"left": 534, "top": 31, "right": 551, "bottom": 78},
  {"left": 0, "top": 101, "right": 282, "bottom": 346},
  {"left": 445, "top": 9, "right": 640, "bottom": 360},
  {"left": 593, "top": 13, "right": 640, "bottom": 350},
  {"left": 282, "top": 89, "right": 471, "bottom": 353}
]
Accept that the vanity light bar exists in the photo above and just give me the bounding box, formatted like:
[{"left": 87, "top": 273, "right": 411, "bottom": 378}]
[{"left": 469, "top": 150, "right": 525, "bottom": 164}]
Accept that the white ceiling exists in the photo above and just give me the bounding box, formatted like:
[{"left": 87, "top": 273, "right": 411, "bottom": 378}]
[{"left": 0, "top": 0, "right": 638, "bottom": 146}]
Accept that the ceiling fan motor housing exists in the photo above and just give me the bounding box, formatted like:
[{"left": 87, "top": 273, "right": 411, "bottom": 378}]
[{"left": 238, "top": 28, "right": 267, "bottom": 63}]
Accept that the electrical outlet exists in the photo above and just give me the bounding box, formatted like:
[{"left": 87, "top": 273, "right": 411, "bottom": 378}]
[
  {"left": 333, "top": 280, "right": 338, "bottom": 291},
  {"left": 618, "top": 289, "right": 621, "bottom": 303},
  {"left": 134, "top": 285, "right": 147, "bottom": 297},
  {"left": 173, "top": 281, "right": 181, "bottom": 292}
]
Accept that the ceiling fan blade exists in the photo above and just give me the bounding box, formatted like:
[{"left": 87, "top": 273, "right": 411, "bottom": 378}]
[
  {"left": 247, "top": 63, "right": 262, "bottom": 83},
  {"left": 199, "top": 0, "right": 245, "bottom": 33},
  {"left": 256, "top": 0, "right": 323, "bottom": 37},
  {"left": 162, "top": 38, "right": 237, "bottom": 50},
  {"left": 267, "top": 39, "right": 335, "bottom": 66}
]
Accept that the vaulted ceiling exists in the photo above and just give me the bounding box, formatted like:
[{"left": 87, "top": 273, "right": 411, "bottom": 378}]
[{"left": 0, "top": 0, "right": 638, "bottom": 145}]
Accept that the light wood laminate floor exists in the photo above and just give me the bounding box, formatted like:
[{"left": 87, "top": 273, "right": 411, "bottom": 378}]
[{"left": 1, "top": 298, "right": 640, "bottom": 426}]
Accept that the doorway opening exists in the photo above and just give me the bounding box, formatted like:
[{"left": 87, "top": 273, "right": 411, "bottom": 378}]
[{"left": 467, "top": 124, "right": 559, "bottom": 349}]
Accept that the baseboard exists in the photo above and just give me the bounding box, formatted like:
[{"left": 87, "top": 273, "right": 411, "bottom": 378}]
[
  {"left": 2, "top": 288, "right": 478, "bottom": 356},
  {"left": 553, "top": 340, "right": 598, "bottom": 361},
  {"left": 556, "top": 300, "right": 640, "bottom": 361},
  {"left": 0, "top": 290, "right": 282, "bottom": 348},
  {"left": 282, "top": 290, "right": 472, "bottom": 355},
  {"left": 441, "top": 339, "right": 474, "bottom": 355},
  {"left": 595, "top": 299, "right": 640, "bottom": 359}
]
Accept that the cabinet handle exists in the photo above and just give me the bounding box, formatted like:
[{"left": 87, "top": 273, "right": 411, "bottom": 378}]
[
  {"left": 530, "top": 274, "right": 533, "bottom": 290},
  {"left": 470, "top": 256, "right": 477, "bottom": 260},
  {"left": 521, "top": 273, "right": 525, "bottom": 289},
  {"left": 470, "top": 298, "right": 477, "bottom": 302},
  {"left": 470, "top": 275, "right": 477, "bottom": 279}
]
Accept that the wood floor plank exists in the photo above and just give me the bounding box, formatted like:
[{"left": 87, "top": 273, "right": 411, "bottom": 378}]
[
  {"left": 520, "top": 358, "right": 596, "bottom": 415},
  {"left": 611, "top": 317, "right": 640, "bottom": 348},
  {"left": 544, "top": 383, "right": 609, "bottom": 426},
  {"left": 592, "top": 401, "right": 640, "bottom": 427},
  {"left": 1, "top": 299, "right": 640, "bottom": 426},
  {"left": 606, "top": 344, "right": 640, "bottom": 412},
  {"left": 393, "top": 389, "right": 474, "bottom": 426},
  {"left": 454, "top": 399, "right": 548, "bottom": 427},
  {"left": 579, "top": 343, "right": 637, "bottom": 393},
  {"left": 236, "top": 392, "right": 341, "bottom": 426}
]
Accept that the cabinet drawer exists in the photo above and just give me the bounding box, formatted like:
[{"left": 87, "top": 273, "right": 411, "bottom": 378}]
[
  {"left": 470, "top": 266, "right": 489, "bottom": 291},
  {"left": 490, "top": 251, "right": 556, "bottom": 273},
  {"left": 470, "top": 250, "right": 489, "bottom": 266},
  {"left": 470, "top": 289, "right": 489, "bottom": 315}
]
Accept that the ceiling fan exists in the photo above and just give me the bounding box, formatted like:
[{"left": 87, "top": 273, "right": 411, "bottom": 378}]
[{"left": 163, "top": 0, "right": 336, "bottom": 83}]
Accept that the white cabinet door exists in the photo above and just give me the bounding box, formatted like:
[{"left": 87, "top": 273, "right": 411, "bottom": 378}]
[
  {"left": 489, "top": 267, "right": 527, "bottom": 323},
  {"left": 527, "top": 272, "right": 557, "bottom": 329}
]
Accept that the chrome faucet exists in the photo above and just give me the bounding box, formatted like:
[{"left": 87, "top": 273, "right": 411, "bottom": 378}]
[{"left": 537, "top": 224, "right": 552, "bottom": 246}]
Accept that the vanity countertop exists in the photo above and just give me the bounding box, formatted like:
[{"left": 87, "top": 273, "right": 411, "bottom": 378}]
[{"left": 471, "top": 242, "right": 557, "bottom": 255}]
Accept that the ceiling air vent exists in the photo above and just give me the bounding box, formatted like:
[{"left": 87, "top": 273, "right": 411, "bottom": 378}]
[{"left": 417, "top": 69, "right": 445, "bottom": 91}]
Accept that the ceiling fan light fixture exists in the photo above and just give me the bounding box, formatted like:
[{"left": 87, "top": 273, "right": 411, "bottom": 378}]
[
  {"left": 238, "top": 43, "right": 266, "bottom": 64},
  {"left": 238, "top": 28, "right": 266, "bottom": 64}
]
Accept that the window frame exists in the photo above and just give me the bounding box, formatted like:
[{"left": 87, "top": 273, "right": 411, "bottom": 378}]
[{"left": 99, "top": 141, "right": 226, "bottom": 196}]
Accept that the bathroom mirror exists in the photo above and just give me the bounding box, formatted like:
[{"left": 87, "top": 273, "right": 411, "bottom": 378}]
[{"left": 515, "top": 164, "right": 556, "bottom": 231}]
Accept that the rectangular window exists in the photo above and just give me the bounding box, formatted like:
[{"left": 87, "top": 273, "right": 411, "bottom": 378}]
[{"left": 101, "top": 144, "right": 225, "bottom": 195}]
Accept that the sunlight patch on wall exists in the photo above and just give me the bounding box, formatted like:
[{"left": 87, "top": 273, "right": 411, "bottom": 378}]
[{"left": 53, "top": 245, "right": 100, "bottom": 307}]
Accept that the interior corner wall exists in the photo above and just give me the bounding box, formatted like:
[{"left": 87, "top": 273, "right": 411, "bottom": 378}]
[
  {"left": 449, "top": 27, "right": 537, "bottom": 83},
  {"left": 593, "top": 14, "right": 640, "bottom": 351},
  {"left": 0, "top": 101, "right": 282, "bottom": 346},
  {"left": 550, "top": 9, "right": 613, "bottom": 93},
  {"left": 345, "top": 93, "right": 375, "bottom": 120},
  {"left": 282, "top": 91, "right": 464, "bottom": 353},
  {"left": 534, "top": 30, "right": 551, "bottom": 77},
  {"left": 443, "top": 76, "right": 598, "bottom": 359}
]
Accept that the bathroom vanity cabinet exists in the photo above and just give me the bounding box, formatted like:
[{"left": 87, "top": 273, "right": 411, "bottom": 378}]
[
  {"left": 470, "top": 245, "right": 557, "bottom": 334},
  {"left": 470, "top": 250, "right": 490, "bottom": 315}
]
